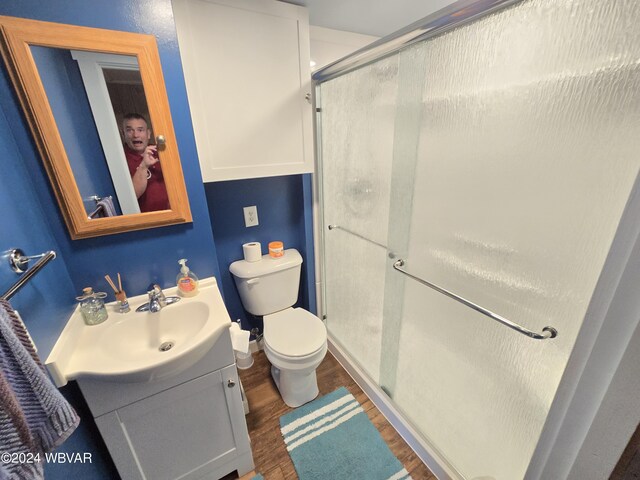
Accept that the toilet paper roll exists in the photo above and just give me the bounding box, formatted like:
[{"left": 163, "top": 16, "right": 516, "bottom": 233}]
[{"left": 243, "top": 242, "right": 262, "bottom": 262}]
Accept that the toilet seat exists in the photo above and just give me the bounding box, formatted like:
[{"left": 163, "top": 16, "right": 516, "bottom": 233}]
[{"left": 264, "top": 307, "right": 326, "bottom": 358}]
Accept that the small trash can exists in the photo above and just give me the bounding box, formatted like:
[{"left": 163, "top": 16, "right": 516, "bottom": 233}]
[{"left": 235, "top": 350, "right": 254, "bottom": 369}]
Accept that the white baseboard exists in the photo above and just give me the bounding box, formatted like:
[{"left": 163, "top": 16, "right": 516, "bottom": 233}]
[{"left": 249, "top": 339, "right": 262, "bottom": 353}]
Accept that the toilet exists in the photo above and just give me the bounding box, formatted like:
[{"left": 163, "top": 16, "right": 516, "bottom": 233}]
[{"left": 229, "top": 249, "right": 327, "bottom": 407}]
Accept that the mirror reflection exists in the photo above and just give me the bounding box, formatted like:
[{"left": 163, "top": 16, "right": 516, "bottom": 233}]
[
  {"left": 122, "top": 113, "right": 169, "bottom": 213},
  {"left": 0, "top": 15, "right": 192, "bottom": 239},
  {"left": 31, "top": 46, "right": 169, "bottom": 217}
]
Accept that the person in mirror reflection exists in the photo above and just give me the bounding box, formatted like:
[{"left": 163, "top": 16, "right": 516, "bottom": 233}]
[{"left": 123, "top": 113, "right": 169, "bottom": 212}]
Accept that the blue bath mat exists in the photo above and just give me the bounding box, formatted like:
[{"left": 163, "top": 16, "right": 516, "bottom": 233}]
[{"left": 280, "top": 387, "right": 412, "bottom": 480}]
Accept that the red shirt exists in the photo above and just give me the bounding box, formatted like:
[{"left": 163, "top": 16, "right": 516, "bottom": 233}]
[{"left": 124, "top": 145, "right": 170, "bottom": 213}]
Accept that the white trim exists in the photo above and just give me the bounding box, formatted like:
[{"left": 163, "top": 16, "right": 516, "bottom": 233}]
[
  {"left": 71, "top": 50, "right": 140, "bottom": 214},
  {"left": 248, "top": 339, "right": 261, "bottom": 354}
]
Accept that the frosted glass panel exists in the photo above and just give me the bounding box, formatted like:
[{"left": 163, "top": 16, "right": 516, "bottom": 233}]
[
  {"left": 318, "top": 0, "right": 640, "bottom": 479},
  {"left": 391, "top": 0, "right": 640, "bottom": 479},
  {"left": 320, "top": 57, "right": 399, "bottom": 382}
]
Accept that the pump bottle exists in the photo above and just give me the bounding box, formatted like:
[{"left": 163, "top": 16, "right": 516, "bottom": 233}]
[{"left": 176, "top": 259, "right": 199, "bottom": 297}]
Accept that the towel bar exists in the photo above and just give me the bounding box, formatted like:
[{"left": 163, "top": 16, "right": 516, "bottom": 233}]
[
  {"left": 1, "top": 250, "right": 57, "bottom": 301},
  {"left": 327, "top": 225, "right": 394, "bottom": 257},
  {"left": 393, "top": 259, "right": 557, "bottom": 340},
  {"left": 88, "top": 204, "right": 105, "bottom": 219}
]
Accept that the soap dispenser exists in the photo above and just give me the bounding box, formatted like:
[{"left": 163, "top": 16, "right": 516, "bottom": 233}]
[{"left": 176, "top": 259, "right": 199, "bottom": 297}]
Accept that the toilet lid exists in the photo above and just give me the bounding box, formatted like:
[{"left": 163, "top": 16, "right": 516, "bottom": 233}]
[{"left": 264, "top": 308, "right": 326, "bottom": 357}]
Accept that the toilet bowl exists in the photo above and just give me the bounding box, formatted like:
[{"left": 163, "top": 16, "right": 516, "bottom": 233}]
[
  {"left": 263, "top": 307, "right": 327, "bottom": 407},
  {"left": 229, "top": 249, "right": 327, "bottom": 407}
]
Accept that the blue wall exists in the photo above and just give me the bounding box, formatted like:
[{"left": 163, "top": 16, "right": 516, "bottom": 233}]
[
  {"left": 0, "top": 105, "right": 77, "bottom": 359},
  {"left": 0, "top": 0, "right": 221, "bottom": 311},
  {"left": 0, "top": 1, "right": 221, "bottom": 478},
  {"left": 205, "top": 174, "right": 316, "bottom": 333},
  {"left": 0, "top": 1, "right": 316, "bottom": 478},
  {"left": 0, "top": 77, "right": 118, "bottom": 479}
]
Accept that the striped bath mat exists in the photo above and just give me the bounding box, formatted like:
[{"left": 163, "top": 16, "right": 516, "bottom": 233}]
[{"left": 280, "top": 387, "right": 412, "bottom": 480}]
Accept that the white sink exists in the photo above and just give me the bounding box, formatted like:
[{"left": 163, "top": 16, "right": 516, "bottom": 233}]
[{"left": 46, "top": 277, "right": 231, "bottom": 386}]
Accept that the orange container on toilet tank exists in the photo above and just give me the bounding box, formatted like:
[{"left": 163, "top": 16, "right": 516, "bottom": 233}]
[{"left": 268, "top": 241, "right": 284, "bottom": 258}]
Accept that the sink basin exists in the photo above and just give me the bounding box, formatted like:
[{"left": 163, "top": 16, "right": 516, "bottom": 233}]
[
  {"left": 105, "top": 301, "right": 208, "bottom": 362},
  {"left": 46, "top": 277, "right": 231, "bottom": 386}
]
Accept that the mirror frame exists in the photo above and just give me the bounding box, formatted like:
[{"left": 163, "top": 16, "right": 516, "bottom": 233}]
[{"left": 0, "top": 16, "right": 192, "bottom": 239}]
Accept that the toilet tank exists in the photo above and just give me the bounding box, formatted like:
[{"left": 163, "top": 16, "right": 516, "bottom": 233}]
[{"left": 229, "top": 249, "right": 303, "bottom": 316}]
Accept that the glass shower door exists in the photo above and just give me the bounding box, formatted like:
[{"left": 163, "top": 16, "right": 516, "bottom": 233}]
[
  {"left": 384, "top": 1, "right": 640, "bottom": 479},
  {"left": 319, "top": 55, "right": 400, "bottom": 384},
  {"left": 318, "top": 0, "right": 640, "bottom": 478}
]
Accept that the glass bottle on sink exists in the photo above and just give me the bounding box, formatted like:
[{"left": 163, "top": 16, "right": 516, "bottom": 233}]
[{"left": 76, "top": 287, "right": 108, "bottom": 325}]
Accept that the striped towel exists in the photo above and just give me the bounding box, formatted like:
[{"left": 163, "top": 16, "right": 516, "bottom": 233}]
[
  {"left": 0, "top": 300, "right": 80, "bottom": 479},
  {"left": 96, "top": 196, "right": 117, "bottom": 217},
  {"left": 280, "top": 387, "right": 412, "bottom": 480}
]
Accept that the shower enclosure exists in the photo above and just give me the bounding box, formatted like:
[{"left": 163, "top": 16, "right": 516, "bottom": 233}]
[{"left": 314, "top": 0, "right": 640, "bottom": 479}]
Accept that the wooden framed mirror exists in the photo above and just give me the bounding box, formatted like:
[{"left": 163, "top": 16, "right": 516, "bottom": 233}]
[{"left": 0, "top": 16, "right": 192, "bottom": 239}]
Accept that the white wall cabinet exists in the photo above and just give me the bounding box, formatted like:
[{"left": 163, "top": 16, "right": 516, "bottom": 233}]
[
  {"left": 173, "top": 0, "right": 314, "bottom": 181},
  {"left": 78, "top": 331, "right": 253, "bottom": 480}
]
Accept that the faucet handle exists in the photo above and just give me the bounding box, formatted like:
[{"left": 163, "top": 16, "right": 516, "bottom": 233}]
[{"left": 147, "top": 283, "right": 167, "bottom": 306}]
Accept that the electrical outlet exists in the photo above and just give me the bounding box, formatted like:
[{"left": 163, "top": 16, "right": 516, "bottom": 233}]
[{"left": 243, "top": 205, "right": 259, "bottom": 227}]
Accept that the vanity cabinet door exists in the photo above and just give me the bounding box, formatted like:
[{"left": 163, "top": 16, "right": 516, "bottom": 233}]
[
  {"left": 173, "top": 0, "right": 314, "bottom": 181},
  {"left": 95, "top": 365, "right": 253, "bottom": 480}
]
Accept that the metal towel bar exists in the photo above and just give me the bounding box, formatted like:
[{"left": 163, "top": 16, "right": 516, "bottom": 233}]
[
  {"left": 1, "top": 250, "right": 57, "bottom": 301},
  {"left": 393, "top": 259, "right": 557, "bottom": 340},
  {"left": 326, "top": 225, "right": 554, "bottom": 339},
  {"left": 327, "top": 225, "right": 391, "bottom": 252},
  {"left": 88, "top": 203, "right": 105, "bottom": 219}
]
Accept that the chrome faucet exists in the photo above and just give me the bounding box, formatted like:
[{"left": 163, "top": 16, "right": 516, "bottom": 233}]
[
  {"left": 146, "top": 284, "right": 167, "bottom": 313},
  {"left": 136, "top": 284, "right": 181, "bottom": 312}
]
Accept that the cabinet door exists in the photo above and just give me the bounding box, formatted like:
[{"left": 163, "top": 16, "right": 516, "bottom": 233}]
[
  {"left": 173, "top": 0, "right": 314, "bottom": 181},
  {"left": 95, "top": 366, "right": 253, "bottom": 480}
]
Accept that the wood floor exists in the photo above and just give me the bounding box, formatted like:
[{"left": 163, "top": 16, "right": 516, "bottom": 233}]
[
  {"left": 224, "top": 349, "right": 435, "bottom": 480},
  {"left": 223, "top": 349, "right": 640, "bottom": 480}
]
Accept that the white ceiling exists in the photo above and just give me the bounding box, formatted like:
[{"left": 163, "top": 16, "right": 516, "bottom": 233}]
[{"left": 283, "top": 0, "right": 457, "bottom": 37}]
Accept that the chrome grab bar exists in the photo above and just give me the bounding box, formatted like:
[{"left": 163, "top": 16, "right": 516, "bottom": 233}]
[
  {"left": 393, "top": 259, "right": 557, "bottom": 340},
  {"left": 1, "top": 251, "right": 57, "bottom": 301},
  {"left": 327, "top": 225, "right": 391, "bottom": 252},
  {"left": 9, "top": 249, "right": 48, "bottom": 273},
  {"left": 88, "top": 204, "right": 105, "bottom": 219}
]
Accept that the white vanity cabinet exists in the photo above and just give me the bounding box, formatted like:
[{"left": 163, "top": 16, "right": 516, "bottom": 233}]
[
  {"left": 77, "top": 330, "right": 253, "bottom": 480},
  {"left": 173, "top": 0, "right": 314, "bottom": 181}
]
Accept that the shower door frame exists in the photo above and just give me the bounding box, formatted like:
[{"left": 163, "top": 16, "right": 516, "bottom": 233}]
[{"left": 310, "top": 0, "right": 640, "bottom": 478}]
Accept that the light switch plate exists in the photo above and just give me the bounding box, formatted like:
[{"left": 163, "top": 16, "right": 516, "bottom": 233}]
[{"left": 243, "top": 206, "right": 259, "bottom": 227}]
